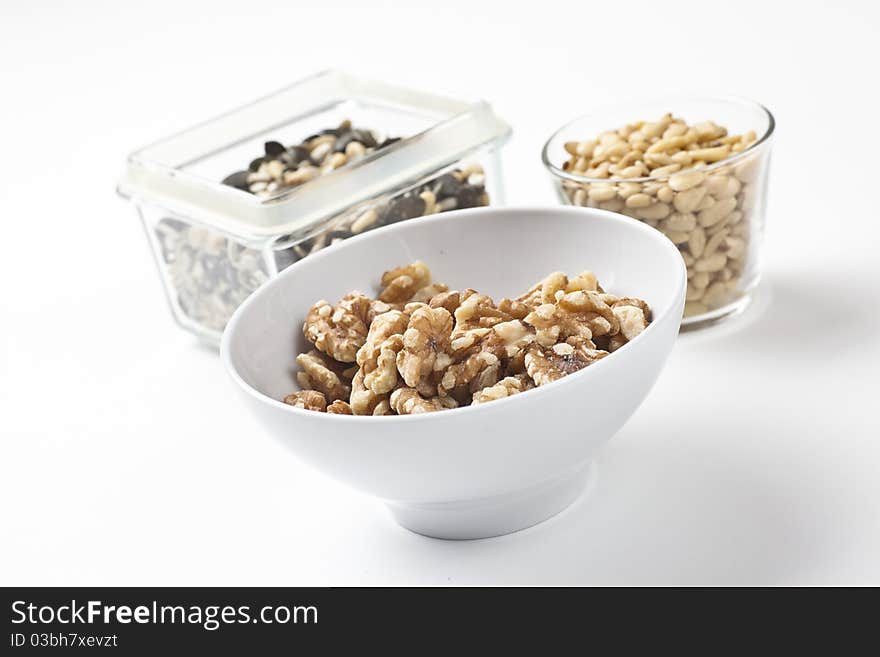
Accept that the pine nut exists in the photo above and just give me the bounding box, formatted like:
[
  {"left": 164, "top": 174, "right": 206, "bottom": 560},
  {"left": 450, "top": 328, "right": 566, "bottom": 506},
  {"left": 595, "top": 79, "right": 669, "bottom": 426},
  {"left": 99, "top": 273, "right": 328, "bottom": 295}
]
[
  {"left": 689, "top": 226, "right": 707, "bottom": 258},
  {"left": 666, "top": 212, "right": 697, "bottom": 232},
  {"left": 694, "top": 253, "right": 727, "bottom": 273},
  {"left": 691, "top": 271, "right": 710, "bottom": 289},
  {"left": 636, "top": 202, "right": 671, "bottom": 220},
  {"left": 625, "top": 193, "right": 653, "bottom": 208},
  {"left": 704, "top": 228, "right": 730, "bottom": 257},
  {"left": 656, "top": 185, "right": 674, "bottom": 203},
  {"left": 617, "top": 182, "right": 643, "bottom": 199},
  {"left": 673, "top": 186, "right": 707, "bottom": 213},
  {"left": 698, "top": 197, "right": 737, "bottom": 227},
  {"left": 588, "top": 184, "right": 617, "bottom": 202},
  {"left": 664, "top": 230, "right": 690, "bottom": 244},
  {"left": 669, "top": 170, "right": 707, "bottom": 191}
]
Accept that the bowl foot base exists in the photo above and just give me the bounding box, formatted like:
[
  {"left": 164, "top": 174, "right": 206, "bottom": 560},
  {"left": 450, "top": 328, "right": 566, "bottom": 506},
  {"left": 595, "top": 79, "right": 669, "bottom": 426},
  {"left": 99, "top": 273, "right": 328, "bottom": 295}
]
[{"left": 386, "top": 462, "right": 594, "bottom": 540}]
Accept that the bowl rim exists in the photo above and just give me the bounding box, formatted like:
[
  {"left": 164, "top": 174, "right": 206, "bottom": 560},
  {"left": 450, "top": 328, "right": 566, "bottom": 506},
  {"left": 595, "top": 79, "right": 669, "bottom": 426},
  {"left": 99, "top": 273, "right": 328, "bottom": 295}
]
[
  {"left": 220, "top": 205, "right": 686, "bottom": 422},
  {"left": 541, "top": 94, "right": 775, "bottom": 185}
]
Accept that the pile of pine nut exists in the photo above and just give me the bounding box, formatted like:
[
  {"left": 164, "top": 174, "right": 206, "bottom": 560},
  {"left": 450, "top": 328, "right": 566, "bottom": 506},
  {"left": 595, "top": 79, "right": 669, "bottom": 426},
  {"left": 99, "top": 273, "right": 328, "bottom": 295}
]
[{"left": 559, "top": 114, "right": 766, "bottom": 318}]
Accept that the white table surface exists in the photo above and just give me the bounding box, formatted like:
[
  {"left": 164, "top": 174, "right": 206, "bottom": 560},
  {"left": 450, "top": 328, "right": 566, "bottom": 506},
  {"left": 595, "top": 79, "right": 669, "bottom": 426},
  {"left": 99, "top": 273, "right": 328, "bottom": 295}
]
[{"left": 2, "top": 0, "right": 879, "bottom": 586}]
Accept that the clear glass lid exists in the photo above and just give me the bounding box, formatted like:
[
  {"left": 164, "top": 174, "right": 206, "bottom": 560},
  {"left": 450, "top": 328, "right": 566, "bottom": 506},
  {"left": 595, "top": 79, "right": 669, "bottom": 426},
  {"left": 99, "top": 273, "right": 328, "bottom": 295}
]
[{"left": 118, "top": 70, "right": 511, "bottom": 241}]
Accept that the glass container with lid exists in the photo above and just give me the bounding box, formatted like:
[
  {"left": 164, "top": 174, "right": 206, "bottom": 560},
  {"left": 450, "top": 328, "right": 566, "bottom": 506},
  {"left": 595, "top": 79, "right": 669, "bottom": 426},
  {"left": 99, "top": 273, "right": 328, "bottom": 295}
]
[{"left": 118, "top": 70, "right": 511, "bottom": 344}]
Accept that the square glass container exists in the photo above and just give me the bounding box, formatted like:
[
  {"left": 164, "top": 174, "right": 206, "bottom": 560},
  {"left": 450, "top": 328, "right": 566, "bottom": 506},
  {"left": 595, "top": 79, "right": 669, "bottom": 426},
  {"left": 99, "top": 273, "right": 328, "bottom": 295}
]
[{"left": 118, "top": 71, "right": 511, "bottom": 344}]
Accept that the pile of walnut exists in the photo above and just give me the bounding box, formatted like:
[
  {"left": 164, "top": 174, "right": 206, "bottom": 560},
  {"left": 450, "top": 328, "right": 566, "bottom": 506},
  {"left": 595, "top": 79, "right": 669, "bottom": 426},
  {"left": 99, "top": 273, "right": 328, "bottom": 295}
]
[{"left": 283, "top": 262, "right": 651, "bottom": 415}]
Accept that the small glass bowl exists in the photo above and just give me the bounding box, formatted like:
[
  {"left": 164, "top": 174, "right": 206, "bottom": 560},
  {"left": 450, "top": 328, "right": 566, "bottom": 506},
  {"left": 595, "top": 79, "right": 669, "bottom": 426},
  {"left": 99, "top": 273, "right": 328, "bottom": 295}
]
[{"left": 542, "top": 96, "right": 774, "bottom": 330}]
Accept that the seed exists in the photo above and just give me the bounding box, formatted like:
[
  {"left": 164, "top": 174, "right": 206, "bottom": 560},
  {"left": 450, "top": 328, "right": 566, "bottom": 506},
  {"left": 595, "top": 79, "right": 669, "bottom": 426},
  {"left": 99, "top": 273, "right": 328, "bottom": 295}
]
[
  {"left": 437, "top": 197, "right": 458, "bottom": 212},
  {"left": 645, "top": 152, "right": 673, "bottom": 167},
  {"left": 724, "top": 236, "right": 746, "bottom": 260},
  {"left": 283, "top": 167, "right": 316, "bottom": 186},
  {"left": 702, "top": 282, "right": 728, "bottom": 307},
  {"left": 594, "top": 141, "right": 629, "bottom": 161},
  {"left": 656, "top": 185, "right": 674, "bottom": 203},
  {"left": 647, "top": 135, "right": 691, "bottom": 154},
  {"left": 687, "top": 146, "right": 731, "bottom": 162},
  {"left": 577, "top": 140, "right": 597, "bottom": 157},
  {"left": 689, "top": 226, "right": 707, "bottom": 258},
  {"left": 706, "top": 174, "right": 741, "bottom": 199},
  {"left": 625, "top": 193, "right": 653, "bottom": 208},
  {"left": 585, "top": 162, "right": 610, "bottom": 178},
  {"left": 691, "top": 271, "right": 710, "bottom": 289},
  {"left": 663, "top": 230, "right": 690, "bottom": 244},
  {"left": 694, "top": 121, "right": 726, "bottom": 140},
  {"left": 266, "top": 159, "right": 285, "bottom": 179},
  {"left": 345, "top": 141, "right": 366, "bottom": 159},
  {"left": 321, "top": 152, "right": 347, "bottom": 172},
  {"left": 651, "top": 163, "right": 682, "bottom": 177},
  {"left": 666, "top": 212, "right": 697, "bottom": 232},
  {"left": 309, "top": 141, "right": 332, "bottom": 163},
  {"left": 599, "top": 131, "right": 622, "bottom": 146},
  {"left": 734, "top": 156, "right": 761, "bottom": 182},
  {"left": 663, "top": 123, "right": 688, "bottom": 139},
  {"left": 419, "top": 190, "right": 437, "bottom": 214},
  {"left": 636, "top": 202, "right": 671, "bottom": 220},
  {"left": 704, "top": 228, "right": 730, "bottom": 257},
  {"left": 617, "top": 182, "right": 643, "bottom": 199},
  {"left": 638, "top": 123, "right": 662, "bottom": 139},
  {"left": 669, "top": 170, "right": 707, "bottom": 191},
  {"left": 706, "top": 215, "right": 732, "bottom": 236},
  {"left": 686, "top": 284, "right": 704, "bottom": 301},
  {"left": 673, "top": 186, "right": 707, "bottom": 213},
  {"left": 350, "top": 208, "right": 379, "bottom": 234},
  {"left": 698, "top": 197, "right": 737, "bottom": 227},
  {"left": 619, "top": 164, "right": 647, "bottom": 178},
  {"left": 599, "top": 198, "right": 625, "bottom": 212},
  {"left": 588, "top": 184, "right": 617, "bottom": 202},
  {"left": 572, "top": 188, "right": 587, "bottom": 206},
  {"left": 697, "top": 194, "right": 716, "bottom": 212},
  {"left": 694, "top": 253, "right": 727, "bottom": 273}
]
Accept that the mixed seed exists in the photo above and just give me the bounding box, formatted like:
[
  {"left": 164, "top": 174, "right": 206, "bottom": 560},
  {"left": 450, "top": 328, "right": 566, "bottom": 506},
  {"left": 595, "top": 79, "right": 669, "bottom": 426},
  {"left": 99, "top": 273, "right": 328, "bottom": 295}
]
[
  {"left": 221, "top": 120, "right": 399, "bottom": 198},
  {"left": 154, "top": 120, "right": 490, "bottom": 338}
]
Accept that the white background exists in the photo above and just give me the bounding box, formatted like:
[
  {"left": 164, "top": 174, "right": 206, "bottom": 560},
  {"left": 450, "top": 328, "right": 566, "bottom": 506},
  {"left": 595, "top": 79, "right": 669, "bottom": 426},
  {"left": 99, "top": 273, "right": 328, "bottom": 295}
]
[{"left": 2, "top": 0, "right": 879, "bottom": 585}]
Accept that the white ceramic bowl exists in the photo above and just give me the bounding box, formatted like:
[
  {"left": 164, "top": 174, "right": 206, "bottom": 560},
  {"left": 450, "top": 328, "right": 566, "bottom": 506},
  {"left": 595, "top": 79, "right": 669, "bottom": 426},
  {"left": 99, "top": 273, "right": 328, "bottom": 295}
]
[{"left": 221, "top": 206, "right": 686, "bottom": 539}]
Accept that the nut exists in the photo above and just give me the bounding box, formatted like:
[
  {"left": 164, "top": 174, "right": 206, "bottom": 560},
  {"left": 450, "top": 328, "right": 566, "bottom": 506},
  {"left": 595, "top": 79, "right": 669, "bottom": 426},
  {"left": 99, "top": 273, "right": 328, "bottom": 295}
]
[
  {"left": 327, "top": 400, "right": 353, "bottom": 415},
  {"left": 283, "top": 390, "right": 327, "bottom": 412},
  {"left": 397, "top": 306, "right": 454, "bottom": 388},
  {"left": 472, "top": 376, "right": 526, "bottom": 405},
  {"left": 303, "top": 292, "right": 372, "bottom": 363},
  {"left": 390, "top": 387, "right": 453, "bottom": 415},
  {"left": 350, "top": 370, "right": 392, "bottom": 416},
  {"left": 363, "top": 334, "right": 405, "bottom": 395},
  {"left": 295, "top": 349, "right": 352, "bottom": 402},
  {"left": 379, "top": 261, "right": 432, "bottom": 303},
  {"left": 438, "top": 351, "right": 501, "bottom": 400},
  {"left": 525, "top": 342, "right": 608, "bottom": 387}
]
